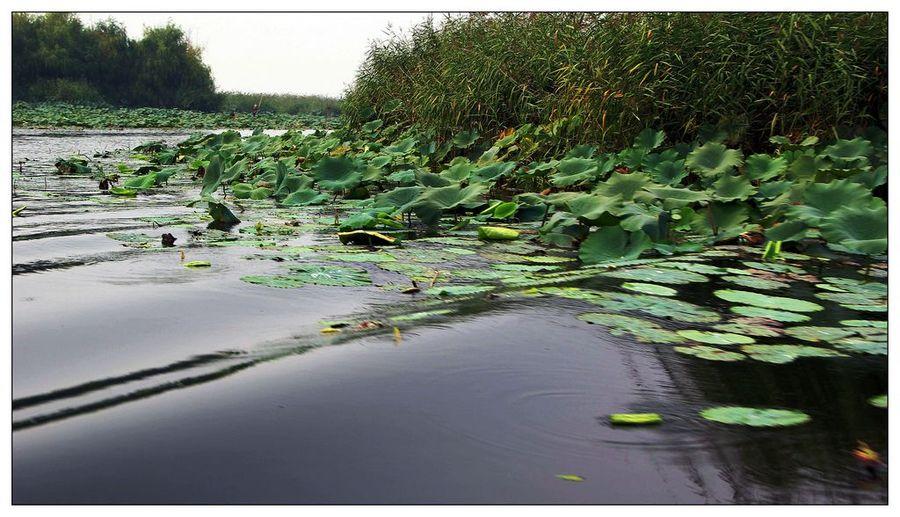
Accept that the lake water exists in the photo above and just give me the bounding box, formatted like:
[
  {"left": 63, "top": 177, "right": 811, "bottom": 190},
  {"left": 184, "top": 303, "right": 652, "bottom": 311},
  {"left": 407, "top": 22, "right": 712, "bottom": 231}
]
[{"left": 11, "top": 128, "right": 887, "bottom": 503}]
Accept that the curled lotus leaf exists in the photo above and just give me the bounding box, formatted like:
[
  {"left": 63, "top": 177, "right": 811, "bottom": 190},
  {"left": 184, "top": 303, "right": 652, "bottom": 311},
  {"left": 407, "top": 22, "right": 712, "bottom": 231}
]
[
  {"left": 714, "top": 289, "right": 824, "bottom": 313},
  {"left": 700, "top": 407, "right": 810, "bottom": 427},
  {"left": 608, "top": 412, "right": 663, "bottom": 425},
  {"left": 868, "top": 395, "right": 887, "bottom": 408}
]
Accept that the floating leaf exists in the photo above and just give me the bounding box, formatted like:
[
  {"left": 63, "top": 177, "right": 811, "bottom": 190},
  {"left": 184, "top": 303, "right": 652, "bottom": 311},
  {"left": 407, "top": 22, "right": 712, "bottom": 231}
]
[
  {"left": 426, "top": 285, "right": 494, "bottom": 296},
  {"left": 602, "top": 267, "right": 708, "bottom": 285},
  {"left": 741, "top": 344, "right": 847, "bottom": 364},
  {"left": 868, "top": 395, "right": 887, "bottom": 408},
  {"left": 609, "top": 413, "right": 663, "bottom": 425},
  {"left": 478, "top": 226, "right": 520, "bottom": 241},
  {"left": 183, "top": 260, "right": 211, "bottom": 268},
  {"left": 577, "top": 312, "right": 685, "bottom": 343},
  {"left": 600, "top": 293, "right": 720, "bottom": 323},
  {"left": 556, "top": 474, "right": 585, "bottom": 482},
  {"left": 676, "top": 330, "right": 755, "bottom": 345},
  {"left": 714, "top": 289, "right": 823, "bottom": 312},
  {"left": 700, "top": 407, "right": 810, "bottom": 427},
  {"left": 840, "top": 320, "right": 886, "bottom": 329},
  {"left": 783, "top": 326, "right": 857, "bottom": 343},
  {"left": 578, "top": 226, "right": 652, "bottom": 264},
  {"left": 723, "top": 275, "right": 789, "bottom": 291},
  {"left": 621, "top": 282, "right": 677, "bottom": 296},
  {"left": 675, "top": 345, "right": 746, "bottom": 361},
  {"left": 729, "top": 305, "right": 810, "bottom": 323}
]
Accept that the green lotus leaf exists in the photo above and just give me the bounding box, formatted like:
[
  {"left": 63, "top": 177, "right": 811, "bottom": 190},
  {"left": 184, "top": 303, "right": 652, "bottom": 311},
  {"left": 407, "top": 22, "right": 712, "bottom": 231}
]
[
  {"left": 723, "top": 275, "right": 789, "bottom": 291},
  {"left": 470, "top": 162, "right": 516, "bottom": 183},
  {"left": 426, "top": 285, "right": 494, "bottom": 296},
  {"left": 220, "top": 158, "right": 248, "bottom": 184},
  {"left": 200, "top": 153, "right": 224, "bottom": 197},
  {"left": 755, "top": 180, "right": 794, "bottom": 199},
  {"left": 850, "top": 165, "right": 887, "bottom": 190},
  {"left": 594, "top": 172, "right": 651, "bottom": 201},
  {"left": 820, "top": 204, "right": 887, "bottom": 256},
  {"left": 313, "top": 156, "right": 363, "bottom": 191},
  {"left": 242, "top": 264, "right": 370, "bottom": 288},
  {"left": 840, "top": 320, "right": 887, "bottom": 329},
  {"left": 740, "top": 261, "right": 805, "bottom": 274},
  {"left": 208, "top": 201, "right": 240, "bottom": 225},
  {"left": 564, "top": 193, "right": 621, "bottom": 221},
  {"left": 677, "top": 330, "right": 755, "bottom": 345},
  {"left": 440, "top": 161, "right": 475, "bottom": 181},
  {"left": 338, "top": 230, "right": 398, "bottom": 246},
  {"left": 602, "top": 267, "right": 709, "bottom": 285},
  {"left": 370, "top": 155, "right": 392, "bottom": 168},
  {"left": 788, "top": 179, "right": 875, "bottom": 226},
  {"left": 183, "top": 260, "right": 211, "bottom": 268},
  {"left": 648, "top": 160, "right": 687, "bottom": 185},
  {"left": 249, "top": 187, "right": 273, "bottom": 200},
  {"left": 621, "top": 282, "right": 677, "bottom": 296},
  {"left": 700, "top": 407, "right": 810, "bottom": 427},
  {"left": 386, "top": 169, "right": 418, "bottom": 185},
  {"left": 232, "top": 182, "right": 253, "bottom": 199},
  {"left": 868, "top": 395, "right": 887, "bottom": 408},
  {"left": 741, "top": 344, "right": 846, "bottom": 364},
  {"left": 556, "top": 474, "right": 585, "bottom": 482},
  {"left": 281, "top": 188, "right": 329, "bottom": 206},
  {"left": 784, "top": 326, "right": 858, "bottom": 343},
  {"left": 578, "top": 226, "right": 652, "bottom": 264},
  {"left": 577, "top": 312, "right": 685, "bottom": 343},
  {"left": 644, "top": 186, "right": 710, "bottom": 203},
  {"left": 714, "top": 289, "right": 823, "bottom": 312},
  {"left": 122, "top": 172, "right": 159, "bottom": 189},
  {"left": 390, "top": 309, "right": 454, "bottom": 322},
  {"left": 420, "top": 184, "right": 486, "bottom": 210},
  {"left": 452, "top": 130, "right": 478, "bottom": 148},
  {"left": 609, "top": 412, "right": 663, "bottom": 425},
  {"left": 729, "top": 305, "right": 810, "bottom": 322},
  {"left": 633, "top": 128, "right": 666, "bottom": 151},
  {"left": 551, "top": 157, "right": 599, "bottom": 187},
  {"left": 821, "top": 137, "right": 873, "bottom": 162},
  {"left": 675, "top": 345, "right": 746, "bottom": 361},
  {"left": 685, "top": 142, "right": 743, "bottom": 177},
  {"left": 659, "top": 262, "right": 729, "bottom": 275},
  {"left": 373, "top": 186, "right": 424, "bottom": 214},
  {"left": 384, "top": 137, "right": 418, "bottom": 154},
  {"left": 711, "top": 323, "right": 781, "bottom": 338},
  {"left": 600, "top": 293, "right": 720, "bottom": 323},
  {"left": 744, "top": 154, "right": 788, "bottom": 181},
  {"left": 712, "top": 174, "right": 757, "bottom": 201},
  {"left": 477, "top": 226, "right": 519, "bottom": 241},
  {"left": 833, "top": 339, "right": 886, "bottom": 355},
  {"left": 765, "top": 220, "right": 809, "bottom": 242},
  {"left": 327, "top": 252, "right": 396, "bottom": 263}
]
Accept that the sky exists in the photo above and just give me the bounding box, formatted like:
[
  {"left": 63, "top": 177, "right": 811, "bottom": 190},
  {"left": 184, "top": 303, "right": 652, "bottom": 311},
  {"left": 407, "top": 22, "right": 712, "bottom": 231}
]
[{"left": 76, "top": 13, "right": 435, "bottom": 98}]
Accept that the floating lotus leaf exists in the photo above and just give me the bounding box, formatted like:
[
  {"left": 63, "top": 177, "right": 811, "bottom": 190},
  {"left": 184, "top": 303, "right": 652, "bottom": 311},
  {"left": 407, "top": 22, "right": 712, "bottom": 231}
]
[
  {"left": 844, "top": 304, "right": 887, "bottom": 313},
  {"left": 815, "top": 291, "right": 884, "bottom": 307},
  {"left": 110, "top": 186, "right": 137, "bottom": 197},
  {"left": 833, "top": 339, "right": 887, "bottom": 355},
  {"left": 712, "top": 323, "right": 781, "bottom": 338},
  {"left": 723, "top": 275, "right": 789, "bottom": 291},
  {"left": 426, "top": 285, "right": 494, "bottom": 296},
  {"left": 783, "top": 326, "right": 857, "bottom": 343},
  {"left": 577, "top": 312, "right": 685, "bottom": 343},
  {"left": 390, "top": 309, "right": 454, "bottom": 322},
  {"left": 675, "top": 345, "right": 746, "bottom": 361},
  {"left": 699, "top": 407, "right": 810, "bottom": 427},
  {"left": 822, "top": 277, "right": 887, "bottom": 297},
  {"left": 744, "top": 154, "right": 788, "bottom": 181},
  {"left": 714, "top": 289, "right": 823, "bottom": 312},
  {"left": 492, "top": 263, "right": 559, "bottom": 272},
  {"left": 740, "top": 344, "right": 847, "bottom": 364},
  {"left": 621, "top": 282, "right": 677, "bottom": 296},
  {"left": 551, "top": 157, "right": 599, "bottom": 187},
  {"left": 602, "top": 267, "right": 709, "bottom": 285},
  {"left": 600, "top": 293, "right": 720, "bottom": 323},
  {"left": 578, "top": 226, "right": 652, "bottom": 264},
  {"left": 740, "top": 261, "right": 805, "bottom": 274},
  {"left": 541, "top": 287, "right": 608, "bottom": 302},
  {"left": 868, "top": 395, "right": 887, "bottom": 408},
  {"left": 840, "top": 320, "right": 887, "bottom": 329},
  {"left": 729, "top": 305, "right": 810, "bottom": 323},
  {"left": 676, "top": 330, "right": 755, "bottom": 345},
  {"left": 659, "top": 262, "right": 729, "bottom": 275},
  {"left": 685, "top": 142, "right": 743, "bottom": 177},
  {"left": 609, "top": 412, "right": 663, "bottom": 425},
  {"left": 183, "top": 260, "right": 211, "bottom": 268},
  {"left": 820, "top": 204, "right": 887, "bottom": 256},
  {"left": 556, "top": 474, "right": 585, "bottom": 483},
  {"left": 327, "top": 252, "right": 396, "bottom": 263},
  {"left": 313, "top": 156, "right": 363, "bottom": 191}
]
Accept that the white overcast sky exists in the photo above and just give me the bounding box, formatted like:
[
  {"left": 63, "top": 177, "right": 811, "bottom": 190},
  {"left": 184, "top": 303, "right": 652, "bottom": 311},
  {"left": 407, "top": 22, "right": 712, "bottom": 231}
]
[{"left": 76, "top": 13, "right": 435, "bottom": 97}]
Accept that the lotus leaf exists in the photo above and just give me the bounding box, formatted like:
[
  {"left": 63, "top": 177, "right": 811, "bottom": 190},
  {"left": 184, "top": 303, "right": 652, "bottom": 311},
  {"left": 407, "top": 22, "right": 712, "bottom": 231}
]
[
  {"left": 676, "top": 330, "right": 755, "bottom": 345},
  {"left": 685, "top": 142, "right": 743, "bottom": 177},
  {"left": 608, "top": 412, "right": 663, "bottom": 425},
  {"left": 675, "top": 345, "right": 746, "bottom": 361},
  {"left": 700, "top": 407, "right": 810, "bottom": 427},
  {"left": 783, "top": 326, "right": 857, "bottom": 343},
  {"left": 729, "top": 306, "right": 810, "bottom": 323},
  {"left": 621, "top": 282, "right": 677, "bottom": 297},
  {"left": 741, "top": 344, "right": 846, "bottom": 364},
  {"left": 714, "top": 289, "right": 823, "bottom": 312},
  {"left": 578, "top": 226, "right": 652, "bottom": 264}
]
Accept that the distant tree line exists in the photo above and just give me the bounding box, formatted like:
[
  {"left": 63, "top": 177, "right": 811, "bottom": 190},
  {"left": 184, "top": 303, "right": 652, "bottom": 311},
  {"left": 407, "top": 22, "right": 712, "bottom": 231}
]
[{"left": 13, "top": 13, "right": 341, "bottom": 115}]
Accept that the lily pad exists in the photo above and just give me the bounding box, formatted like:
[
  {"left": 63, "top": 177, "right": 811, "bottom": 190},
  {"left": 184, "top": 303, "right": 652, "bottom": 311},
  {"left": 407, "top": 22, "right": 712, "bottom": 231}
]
[
  {"left": 729, "top": 306, "right": 810, "bottom": 323},
  {"left": 840, "top": 320, "right": 887, "bottom": 329},
  {"left": 426, "top": 285, "right": 494, "bottom": 296},
  {"left": 621, "top": 282, "right": 677, "bottom": 296},
  {"left": 602, "top": 267, "right": 708, "bottom": 285},
  {"left": 700, "top": 407, "right": 810, "bottom": 427},
  {"left": 723, "top": 275, "right": 789, "bottom": 291},
  {"left": 577, "top": 312, "right": 685, "bottom": 344},
  {"left": 740, "top": 344, "right": 847, "bottom": 364},
  {"left": 868, "top": 395, "right": 887, "bottom": 408},
  {"left": 783, "top": 326, "right": 857, "bottom": 343},
  {"left": 600, "top": 293, "right": 720, "bottom": 324},
  {"left": 676, "top": 330, "right": 755, "bottom": 345},
  {"left": 183, "top": 260, "right": 211, "bottom": 268},
  {"left": 714, "top": 289, "right": 823, "bottom": 313},
  {"left": 556, "top": 474, "right": 585, "bottom": 483},
  {"left": 675, "top": 345, "right": 746, "bottom": 362}
]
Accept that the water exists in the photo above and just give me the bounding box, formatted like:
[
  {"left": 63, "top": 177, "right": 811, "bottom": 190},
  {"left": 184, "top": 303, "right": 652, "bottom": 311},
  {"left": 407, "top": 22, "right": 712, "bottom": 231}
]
[{"left": 12, "top": 129, "right": 887, "bottom": 503}]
